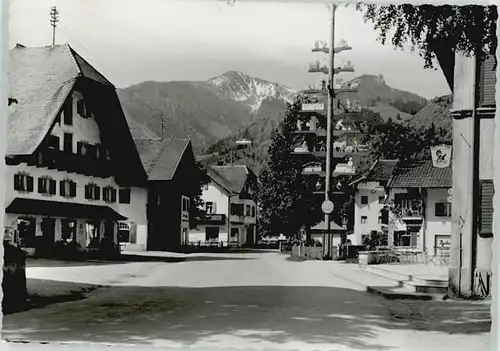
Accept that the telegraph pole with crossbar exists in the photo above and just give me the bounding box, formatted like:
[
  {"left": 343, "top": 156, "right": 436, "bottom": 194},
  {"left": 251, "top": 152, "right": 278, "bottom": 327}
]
[{"left": 50, "top": 6, "right": 59, "bottom": 47}]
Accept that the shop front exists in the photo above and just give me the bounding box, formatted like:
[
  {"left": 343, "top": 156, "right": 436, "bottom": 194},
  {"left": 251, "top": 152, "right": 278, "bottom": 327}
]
[{"left": 4, "top": 198, "right": 126, "bottom": 258}]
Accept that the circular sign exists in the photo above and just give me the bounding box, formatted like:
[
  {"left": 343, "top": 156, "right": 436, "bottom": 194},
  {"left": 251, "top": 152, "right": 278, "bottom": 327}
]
[
  {"left": 448, "top": 188, "right": 453, "bottom": 195},
  {"left": 447, "top": 196, "right": 453, "bottom": 203},
  {"left": 322, "top": 200, "right": 334, "bottom": 214}
]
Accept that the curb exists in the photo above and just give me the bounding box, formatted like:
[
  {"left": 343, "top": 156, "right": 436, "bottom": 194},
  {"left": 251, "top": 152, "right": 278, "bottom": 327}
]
[{"left": 366, "top": 285, "right": 437, "bottom": 301}]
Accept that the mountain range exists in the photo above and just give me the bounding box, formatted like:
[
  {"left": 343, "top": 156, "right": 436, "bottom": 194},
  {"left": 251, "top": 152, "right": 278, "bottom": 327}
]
[
  {"left": 118, "top": 71, "right": 451, "bottom": 172},
  {"left": 118, "top": 71, "right": 294, "bottom": 150}
]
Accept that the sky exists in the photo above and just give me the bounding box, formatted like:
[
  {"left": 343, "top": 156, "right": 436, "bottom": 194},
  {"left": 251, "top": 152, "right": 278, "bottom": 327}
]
[{"left": 9, "top": 0, "right": 451, "bottom": 99}]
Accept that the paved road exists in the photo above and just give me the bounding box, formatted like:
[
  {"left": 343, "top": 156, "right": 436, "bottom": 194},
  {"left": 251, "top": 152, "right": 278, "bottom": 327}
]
[{"left": 3, "top": 252, "right": 490, "bottom": 351}]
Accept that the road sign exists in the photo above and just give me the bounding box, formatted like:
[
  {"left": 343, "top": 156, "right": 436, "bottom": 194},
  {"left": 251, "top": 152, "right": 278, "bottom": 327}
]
[
  {"left": 448, "top": 188, "right": 453, "bottom": 195},
  {"left": 321, "top": 200, "right": 334, "bottom": 214},
  {"left": 447, "top": 196, "right": 453, "bottom": 203}
]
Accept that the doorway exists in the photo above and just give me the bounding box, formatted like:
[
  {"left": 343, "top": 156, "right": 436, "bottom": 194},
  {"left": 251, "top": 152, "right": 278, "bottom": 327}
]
[{"left": 41, "top": 217, "right": 56, "bottom": 251}]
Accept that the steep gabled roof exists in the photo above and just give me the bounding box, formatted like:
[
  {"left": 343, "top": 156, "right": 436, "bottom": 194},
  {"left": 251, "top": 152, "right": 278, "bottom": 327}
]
[
  {"left": 350, "top": 159, "right": 398, "bottom": 186},
  {"left": 7, "top": 43, "right": 113, "bottom": 155},
  {"left": 388, "top": 159, "right": 452, "bottom": 189},
  {"left": 205, "top": 165, "right": 255, "bottom": 194},
  {"left": 212, "top": 165, "right": 253, "bottom": 193},
  {"left": 367, "top": 159, "right": 399, "bottom": 181},
  {"left": 135, "top": 138, "right": 191, "bottom": 181},
  {"left": 205, "top": 166, "right": 238, "bottom": 194}
]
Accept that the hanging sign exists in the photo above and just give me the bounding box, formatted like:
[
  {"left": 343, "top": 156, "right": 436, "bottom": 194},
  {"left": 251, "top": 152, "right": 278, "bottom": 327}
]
[{"left": 430, "top": 144, "right": 452, "bottom": 168}]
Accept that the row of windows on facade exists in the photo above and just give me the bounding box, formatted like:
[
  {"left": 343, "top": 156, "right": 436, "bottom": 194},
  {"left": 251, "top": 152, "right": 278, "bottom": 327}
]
[
  {"left": 229, "top": 203, "right": 257, "bottom": 217},
  {"left": 359, "top": 202, "right": 451, "bottom": 224},
  {"left": 48, "top": 97, "right": 110, "bottom": 159},
  {"left": 360, "top": 196, "right": 385, "bottom": 205},
  {"left": 47, "top": 132, "right": 110, "bottom": 159},
  {"left": 13, "top": 173, "right": 131, "bottom": 204},
  {"left": 204, "top": 201, "right": 256, "bottom": 217}
]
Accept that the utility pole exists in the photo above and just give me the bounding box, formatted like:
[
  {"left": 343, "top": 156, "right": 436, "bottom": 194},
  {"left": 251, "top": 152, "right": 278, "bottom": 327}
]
[
  {"left": 324, "top": 3, "right": 337, "bottom": 259},
  {"left": 49, "top": 6, "right": 59, "bottom": 47},
  {"left": 160, "top": 115, "right": 165, "bottom": 141}
]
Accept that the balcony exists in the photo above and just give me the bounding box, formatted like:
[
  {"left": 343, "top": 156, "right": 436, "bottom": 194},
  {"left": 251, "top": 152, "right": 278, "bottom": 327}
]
[
  {"left": 392, "top": 199, "right": 424, "bottom": 220},
  {"left": 31, "top": 149, "right": 114, "bottom": 178},
  {"left": 198, "top": 214, "right": 227, "bottom": 225}
]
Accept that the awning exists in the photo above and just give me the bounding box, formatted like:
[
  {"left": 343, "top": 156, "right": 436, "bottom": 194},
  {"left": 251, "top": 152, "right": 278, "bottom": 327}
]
[{"left": 5, "top": 198, "right": 127, "bottom": 221}]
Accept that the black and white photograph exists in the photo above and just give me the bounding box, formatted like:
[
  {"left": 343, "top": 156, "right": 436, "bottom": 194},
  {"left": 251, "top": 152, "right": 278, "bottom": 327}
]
[{"left": 0, "top": 0, "right": 496, "bottom": 350}]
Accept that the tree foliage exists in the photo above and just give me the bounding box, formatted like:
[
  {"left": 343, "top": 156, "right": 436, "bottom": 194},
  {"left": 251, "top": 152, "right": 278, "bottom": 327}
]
[
  {"left": 356, "top": 4, "right": 498, "bottom": 67},
  {"left": 189, "top": 161, "right": 211, "bottom": 230},
  {"left": 360, "top": 118, "right": 451, "bottom": 165},
  {"left": 256, "top": 98, "right": 323, "bottom": 238}
]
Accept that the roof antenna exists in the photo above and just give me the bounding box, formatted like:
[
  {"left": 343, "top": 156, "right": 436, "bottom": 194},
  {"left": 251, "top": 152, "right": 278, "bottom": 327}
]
[{"left": 50, "top": 6, "right": 59, "bottom": 47}]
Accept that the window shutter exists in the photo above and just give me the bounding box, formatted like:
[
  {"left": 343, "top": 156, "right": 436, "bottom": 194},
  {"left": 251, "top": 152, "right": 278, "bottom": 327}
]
[
  {"left": 49, "top": 179, "right": 56, "bottom": 195},
  {"left": 14, "top": 174, "right": 20, "bottom": 190},
  {"left": 64, "top": 97, "right": 73, "bottom": 125},
  {"left": 70, "top": 181, "right": 77, "bottom": 197},
  {"left": 95, "top": 186, "right": 101, "bottom": 200},
  {"left": 103, "top": 187, "right": 109, "bottom": 201},
  {"left": 85, "top": 184, "right": 91, "bottom": 199},
  {"left": 478, "top": 55, "right": 496, "bottom": 107},
  {"left": 86, "top": 102, "right": 92, "bottom": 118},
  {"left": 60, "top": 180, "right": 66, "bottom": 197},
  {"left": 38, "top": 178, "right": 44, "bottom": 193},
  {"left": 480, "top": 179, "right": 494, "bottom": 236},
  {"left": 26, "top": 176, "right": 34, "bottom": 192},
  {"left": 77, "top": 100, "right": 83, "bottom": 116},
  {"left": 111, "top": 188, "right": 117, "bottom": 202}
]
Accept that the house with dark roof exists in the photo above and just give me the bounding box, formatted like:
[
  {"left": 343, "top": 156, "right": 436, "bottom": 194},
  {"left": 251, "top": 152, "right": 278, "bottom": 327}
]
[
  {"left": 349, "top": 159, "right": 398, "bottom": 245},
  {"left": 4, "top": 44, "right": 149, "bottom": 256},
  {"left": 385, "top": 159, "right": 452, "bottom": 256},
  {"left": 133, "top": 138, "right": 200, "bottom": 251},
  {"left": 189, "top": 165, "right": 258, "bottom": 247}
]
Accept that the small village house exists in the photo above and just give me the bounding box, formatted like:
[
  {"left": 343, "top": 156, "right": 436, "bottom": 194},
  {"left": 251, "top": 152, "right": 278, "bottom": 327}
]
[
  {"left": 133, "top": 138, "right": 200, "bottom": 251},
  {"left": 385, "top": 159, "right": 452, "bottom": 258},
  {"left": 189, "top": 165, "right": 257, "bottom": 247},
  {"left": 4, "top": 44, "right": 149, "bottom": 256},
  {"left": 349, "top": 159, "right": 398, "bottom": 245}
]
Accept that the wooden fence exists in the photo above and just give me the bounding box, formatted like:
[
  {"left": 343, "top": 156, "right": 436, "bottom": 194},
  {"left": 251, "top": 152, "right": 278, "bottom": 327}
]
[{"left": 291, "top": 245, "right": 323, "bottom": 260}]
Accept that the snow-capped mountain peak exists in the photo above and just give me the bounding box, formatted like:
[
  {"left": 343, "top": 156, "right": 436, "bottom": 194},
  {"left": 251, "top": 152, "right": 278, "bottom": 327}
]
[{"left": 206, "top": 71, "right": 296, "bottom": 113}]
